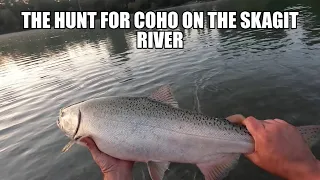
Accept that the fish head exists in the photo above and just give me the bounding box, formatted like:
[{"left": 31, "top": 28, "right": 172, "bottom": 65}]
[
  {"left": 57, "top": 104, "right": 82, "bottom": 141},
  {"left": 57, "top": 103, "right": 87, "bottom": 152}
]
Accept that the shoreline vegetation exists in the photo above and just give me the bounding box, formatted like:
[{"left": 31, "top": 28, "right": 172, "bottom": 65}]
[{"left": 0, "top": 0, "right": 211, "bottom": 35}]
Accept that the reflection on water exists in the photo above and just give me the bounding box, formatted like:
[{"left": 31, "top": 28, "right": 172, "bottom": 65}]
[{"left": 0, "top": 0, "right": 320, "bottom": 180}]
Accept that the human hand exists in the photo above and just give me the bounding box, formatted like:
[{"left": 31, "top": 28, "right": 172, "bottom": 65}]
[
  {"left": 80, "top": 137, "right": 134, "bottom": 180},
  {"left": 226, "top": 115, "right": 320, "bottom": 180}
]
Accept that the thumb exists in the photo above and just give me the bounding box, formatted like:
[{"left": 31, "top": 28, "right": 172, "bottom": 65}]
[{"left": 226, "top": 114, "right": 246, "bottom": 124}]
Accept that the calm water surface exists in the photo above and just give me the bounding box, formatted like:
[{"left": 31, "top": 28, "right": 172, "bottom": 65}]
[{"left": 1, "top": 0, "right": 320, "bottom": 180}]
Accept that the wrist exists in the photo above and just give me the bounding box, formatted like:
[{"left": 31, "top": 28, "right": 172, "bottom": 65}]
[{"left": 289, "top": 160, "right": 320, "bottom": 180}]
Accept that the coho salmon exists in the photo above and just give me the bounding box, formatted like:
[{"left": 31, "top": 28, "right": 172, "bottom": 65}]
[{"left": 57, "top": 85, "right": 320, "bottom": 180}]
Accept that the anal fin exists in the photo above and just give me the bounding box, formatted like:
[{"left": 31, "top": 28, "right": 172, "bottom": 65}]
[
  {"left": 147, "top": 161, "right": 170, "bottom": 180},
  {"left": 197, "top": 153, "right": 240, "bottom": 180}
]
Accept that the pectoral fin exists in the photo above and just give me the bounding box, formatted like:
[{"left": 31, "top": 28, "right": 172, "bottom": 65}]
[
  {"left": 61, "top": 140, "right": 75, "bottom": 153},
  {"left": 197, "top": 154, "right": 240, "bottom": 180},
  {"left": 147, "top": 161, "right": 170, "bottom": 180}
]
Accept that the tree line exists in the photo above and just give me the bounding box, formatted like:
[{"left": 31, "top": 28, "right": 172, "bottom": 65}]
[{"left": 0, "top": 0, "right": 206, "bottom": 34}]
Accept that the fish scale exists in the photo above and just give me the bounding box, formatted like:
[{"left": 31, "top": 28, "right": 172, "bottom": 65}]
[{"left": 84, "top": 97, "right": 253, "bottom": 142}]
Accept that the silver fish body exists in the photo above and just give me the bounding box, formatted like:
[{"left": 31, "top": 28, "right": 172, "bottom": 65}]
[
  {"left": 57, "top": 86, "right": 320, "bottom": 180},
  {"left": 59, "top": 97, "right": 253, "bottom": 163}
]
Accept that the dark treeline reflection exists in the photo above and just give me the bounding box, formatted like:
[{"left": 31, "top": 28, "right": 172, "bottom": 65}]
[
  {"left": 0, "top": 28, "right": 133, "bottom": 65},
  {"left": 0, "top": 0, "right": 211, "bottom": 34}
]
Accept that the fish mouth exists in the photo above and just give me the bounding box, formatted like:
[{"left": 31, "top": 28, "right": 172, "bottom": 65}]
[
  {"left": 56, "top": 119, "right": 60, "bottom": 128},
  {"left": 57, "top": 109, "right": 63, "bottom": 130}
]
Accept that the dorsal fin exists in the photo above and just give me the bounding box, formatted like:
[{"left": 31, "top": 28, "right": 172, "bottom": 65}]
[{"left": 149, "top": 85, "right": 179, "bottom": 108}]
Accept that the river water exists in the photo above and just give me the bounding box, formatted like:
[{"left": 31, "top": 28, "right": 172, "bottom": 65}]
[{"left": 1, "top": 0, "right": 320, "bottom": 180}]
